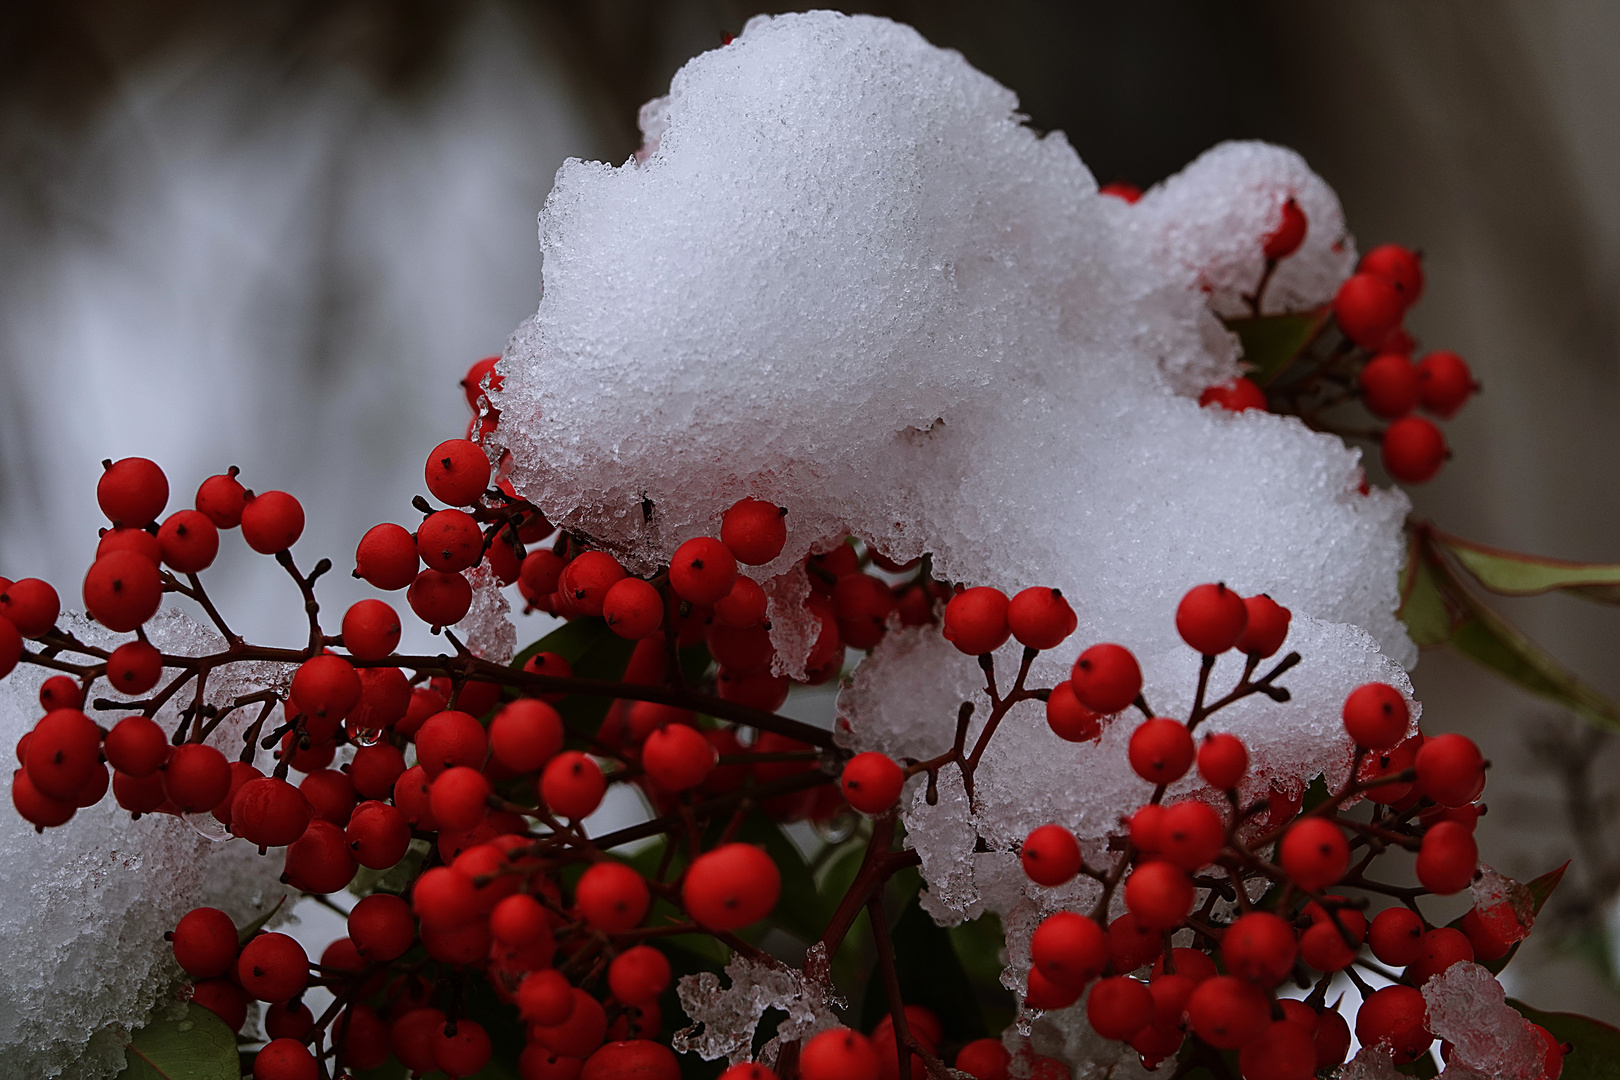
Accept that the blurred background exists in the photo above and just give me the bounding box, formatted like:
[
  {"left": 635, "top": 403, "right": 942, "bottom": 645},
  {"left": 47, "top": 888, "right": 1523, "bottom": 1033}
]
[{"left": 2, "top": 0, "right": 1618, "bottom": 1024}]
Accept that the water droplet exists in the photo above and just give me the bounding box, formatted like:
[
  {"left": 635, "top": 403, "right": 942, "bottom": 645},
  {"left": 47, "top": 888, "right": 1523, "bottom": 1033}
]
[
  {"left": 182, "top": 812, "right": 232, "bottom": 842},
  {"left": 813, "top": 812, "right": 856, "bottom": 845},
  {"left": 350, "top": 726, "right": 383, "bottom": 747}
]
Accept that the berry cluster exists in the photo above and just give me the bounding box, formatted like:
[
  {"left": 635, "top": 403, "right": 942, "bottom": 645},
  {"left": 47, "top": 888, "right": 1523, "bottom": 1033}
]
[{"left": 1174, "top": 191, "right": 1478, "bottom": 487}]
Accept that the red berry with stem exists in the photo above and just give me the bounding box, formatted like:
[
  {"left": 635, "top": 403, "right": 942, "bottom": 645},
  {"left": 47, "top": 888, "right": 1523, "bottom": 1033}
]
[
  {"left": 1031, "top": 911, "right": 1107, "bottom": 989},
  {"left": 1279, "top": 817, "right": 1349, "bottom": 891},
  {"left": 195, "top": 470, "right": 247, "bottom": 528},
  {"left": 105, "top": 715, "right": 168, "bottom": 777},
  {"left": 682, "top": 843, "right": 780, "bottom": 931},
  {"left": 1416, "top": 820, "right": 1478, "bottom": 895},
  {"left": 425, "top": 439, "right": 492, "bottom": 507},
  {"left": 348, "top": 892, "right": 415, "bottom": 961},
  {"left": 1355, "top": 985, "right": 1432, "bottom": 1062},
  {"left": 230, "top": 777, "right": 312, "bottom": 847},
  {"left": 518, "top": 549, "right": 565, "bottom": 601},
  {"left": 576, "top": 861, "right": 650, "bottom": 932},
  {"left": 1128, "top": 718, "right": 1195, "bottom": 785},
  {"left": 1071, "top": 643, "right": 1141, "bottom": 714},
  {"left": 292, "top": 654, "right": 363, "bottom": 721},
  {"left": 1360, "top": 353, "right": 1420, "bottom": 419},
  {"left": 840, "top": 752, "right": 904, "bottom": 814},
  {"left": 417, "top": 509, "right": 484, "bottom": 573},
  {"left": 355, "top": 523, "right": 420, "bottom": 590},
  {"left": 341, "top": 599, "right": 401, "bottom": 661},
  {"left": 171, "top": 906, "right": 238, "bottom": 977},
  {"left": 1199, "top": 376, "right": 1268, "bottom": 412},
  {"left": 237, "top": 932, "right": 309, "bottom": 1002},
  {"left": 642, "top": 722, "right": 717, "bottom": 792},
  {"left": 407, "top": 569, "right": 473, "bottom": 626},
  {"left": 38, "top": 675, "right": 82, "bottom": 711},
  {"left": 720, "top": 498, "right": 788, "bottom": 566},
  {"left": 541, "top": 751, "right": 606, "bottom": 819},
  {"left": 97, "top": 457, "right": 169, "bottom": 526},
  {"left": 12, "top": 768, "right": 75, "bottom": 827},
  {"left": 609, "top": 945, "right": 672, "bottom": 1006},
  {"left": 714, "top": 575, "right": 769, "bottom": 629},
  {"left": 83, "top": 551, "right": 162, "bottom": 632},
  {"left": 1359, "top": 243, "right": 1425, "bottom": 306},
  {"left": 1414, "top": 732, "right": 1486, "bottom": 807},
  {"left": 1159, "top": 800, "right": 1224, "bottom": 870},
  {"left": 942, "top": 587, "right": 1011, "bottom": 656},
  {"left": 799, "top": 1028, "right": 880, "bottom": 1080},
  {"left": 1175, "top": 583, "right": 1248, "bottom": 655},
  {"left": 430, "top": 766, "right": 492, "bottom": 831},
  {"left": 348, "top": 741, "right": 407, "bottom": 799},
  {"left": 1368, "top": 907, "right": 1425, "bottom": 967},
  {"left": 240, "top": 491, "right": 305, "bottom": 554},
  {"left": 1124, "top": 860, "right": 1194, "bottom": 930},
  {"left": 558, "top": 551, "right": 626, "bottom": 616},
  {"left": 1045, "top": 681, "right": 1102, "bottom": 742},
  {"left": 107, "top": 640, "right": 163, "bottom": 695},
  {"left": 346, "top": 800, "right": 411, "bottom": 868},
  {"left": 1007, "top": 587, "right": 1077, "bottom": 650},
  {"left": 1263, "top": 197, "right": 1307, "bottom": 260},
  {"left": 1416, "top": 350, "right": 1475, "bottom": 418},
  {"left": 156, "top": 510, "right": 219, "bottom": 573},
  {"left": 1186, "top": 976, "right": 1269, "bottom": 1049},
  {"left": 433, "top": 1018, "right": 492, "bottom": 1078},
  {"left": 1196, "top": 732, "right": 1247, "bottom": 790},
  {"left": 415, "top": 710, "right": 486, "bottom": 778},
  {"left": 1221, "top": 911, "right": 1297, "bottom": 985},
  {"left": 602, "top": 577, "right": 664, "bottom": 640},
  {"left": 1334, "top": 272, "right": 1405, "bottom": 350},
  {"left": 96, "top": 527, "right": 161, "bottom": 565},
  {"left": 489, "top": 699, "right": 564, "bottom": 773},
  {"left": 1020, "top": 823, "right": 1081, "bottom": 886},
  {"left": 669, "top": 537, "right": 737, "bottom": 605},
  {"left": 0, "top": 578, "right": 59, "bottom": 638},
  {"left": 161, "top": 742, "right": 231, "bottom": 813},
  {"left": 1235, "top": 594, "right": 1290, "bottom": 658},
  {"left": 1086, "top": 975, "right": 1153, "bottom": 1040},
  {"left": 1342, "top": 683, "right": 1409, "bottom": 750},
  {"left": 1382, "top": 416, "right": 1447, "bottom": 484}
]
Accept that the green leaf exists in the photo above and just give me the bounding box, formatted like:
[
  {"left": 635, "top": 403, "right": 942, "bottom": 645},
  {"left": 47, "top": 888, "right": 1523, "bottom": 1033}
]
[
  {"left": 735, "top": 816, "right": 823, "bottom": 943},
  {"left": 117, "top": 1005, "right": 239, "bottom": 1080},
  {"left": 235, "top": 895, "right": 285, "bottom": 946},
  {"left": 1528, "top": 861, "right": 1571, "bottom": 914},
  {"left": 1397, "top": 535, "right": 1455, "bottom": 648},
  {"left": 512, "top": 616, "right": 613, "bottom": 670},
  {"left": 1434, "top": 531, "right": 1620, "bottom": 604},
  {"left": 1405, "top": 531, "right": 1620, "bottom": 731},
  {"left": 1221, "top": 307, "right": 1330, "bottom": 386},
  {"left": 1509, "top": 1000, "right": 1620, "bottom": 1079},
  {"left": 858, "top": 889, "right": 987, "bottom": 1040},
  {"left": 350, "top": 837, "right": 431, "bottom": 898}
]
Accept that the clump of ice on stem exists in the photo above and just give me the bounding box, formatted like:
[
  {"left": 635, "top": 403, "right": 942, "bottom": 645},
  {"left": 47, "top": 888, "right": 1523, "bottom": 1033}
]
[
  {"left": 673, "top": 950, "right": 843, "bottom": 1068},
  {"left": 1423, "top": 962, "right": 1549, "bottom": 1080},
  {"left": 0, "top": 611, "right": 293, "bottom": 1080}
]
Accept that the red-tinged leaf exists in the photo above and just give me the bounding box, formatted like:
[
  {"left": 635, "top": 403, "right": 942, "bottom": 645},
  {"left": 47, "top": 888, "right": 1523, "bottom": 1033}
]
[
  {"left": 1222, "top": 306, "right": 1331, "bottom": 386},
  {"left": 1433, "top": 529, "right": 1620, "bottom": 604},
  {"left": 1397, "top": 531, "right": 1456, "bottom": 648},
  {"left": 1507, "top": 999, "right": 1620, "bottom": 1080},
  {"left": 1527, "top": 861, "right": 1570, "bottom": 915}
]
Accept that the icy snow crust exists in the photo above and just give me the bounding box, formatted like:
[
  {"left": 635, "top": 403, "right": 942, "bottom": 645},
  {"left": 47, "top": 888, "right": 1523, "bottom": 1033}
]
[
  {"left": 0, "top": 612, "right": 293, "bottom": 1080},
  {"left": 496, "top": 9, "right": 1418, "bottom": 1065}
]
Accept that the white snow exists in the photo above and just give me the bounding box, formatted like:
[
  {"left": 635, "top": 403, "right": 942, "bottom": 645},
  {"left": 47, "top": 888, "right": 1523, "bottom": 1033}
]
[{"left": 1423, "top": 962, "right": 1547, "bottom": 1080}]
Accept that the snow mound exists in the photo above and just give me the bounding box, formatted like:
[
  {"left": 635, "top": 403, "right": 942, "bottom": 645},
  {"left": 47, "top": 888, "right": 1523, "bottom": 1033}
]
[{"left": 1423, "top": 962, "right": 1548, "bottom": 1080}]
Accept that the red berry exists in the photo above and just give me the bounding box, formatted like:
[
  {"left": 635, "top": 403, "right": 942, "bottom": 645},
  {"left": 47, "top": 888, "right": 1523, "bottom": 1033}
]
[
  {"left": 576, "top": 861, "right": 650, "bottom": 932},
  {"left": 489, "top": 699, "right": 564, "bottom": 773},
  {"left": 519, "top": 549, "right": 566, "bottom": 600},
  {"left": 489, "top": 892, "right": 551, "bottom": 949},
  {"left": 1334, "top": 272, "right": 1405, "bottom": 350},
  {"left": 430, "top": 766, "right": 492, "bottom": 831},
  {"left": 518, "top": 970, "right": 575, "bottom": 1025},
  {"left": 542, "top": 751, "right": 606, "bottom": 819},
  {"left": 83, "top": 551, "right": 162, "bottom": 632},
  {"left": 1020, "top": 823, "right": 1081, "bottom": 887},
  {"left": 1263, "top": 197, "right": 1307, "bottom": 260},
  {"left": 237, "top": 932, "right": 309, "bottom": 1002},
  {"left": 337, "top": 1004, "right": 391, "bottom": 1070},
  {"left": 799, "top": 1028, "right": 880, "bottom": 1080},
  {"left": 283, "top": 818, "right": 357, "bottom": 893},
  {"left": 714, "top": 575, "right": 769, "bottom": 629},
  {"left": 104, "top": 715, "right": 168, "bottom": 777},
  {"left": 347, "top": 892, "right": 415, "bottom": 961},
  {"left": 1221, "top": 911, "right": 1297, "bottom": 985},
  {"left": 1359, "top": 244, "right": 1424, "bottom": 306},
  {"left": 1025, "top": 966, "right": 1081, "bottom": 1010},
  {"left": 1031, "top": 911, "right": 1107, "bottom": 989},
  {"left": 1087, "top": 975, "right": 1153, "bottom": 1040},
  {"left": 1199, "top": 376, "right": 1267, "bottom": 412},
  {"left": 413, "top": 865, "right": 478, "bottom": 929},
  {"left": 1045, "top": 681, "right": 1102, "bottom": 742},
  {"left": 720, "top": 498, "right": 788, "bottom": 566},
  {"left": 1382, "top": 416, "right": 1447, "bottom": 484},
  {"left": 355, "top": 523, "right": 420, "bottom": 590},
  {"left": 1416, "top": 820, "right": 1478, "bottom": 895},
  {"left": 347, "top": 800, "right": 411, "bottom": 868},
  {"left": 1175, "top": 583, "right": 1248, "bottom": 655},
  {"left": 111, "top": 769, "right": 166, "bottom": 815},
  {"left": 342, "top": 599, "right": 401, "bottom": 660},
  {"left": 433, "top": 1017, "right": 492, "bottom": 1078},
  {"left": 1416, "top": 350, "right": 1474, "bottom": 418},
  {"left": 1355, "top": 985, "right": 1431, "bottom": 1062},
  {"left": 1298, "top": 917, "right": 1359, "bottom": 973},
  {"left": 230, "top": 777, "right": 312, "bottom": 847},
  {"left": 1186, "top": 976, "right": 1269, "bottom": 1049},
  {"left": 1459, "top": 905, "right": 1513, "bottom": 962},
  {"left": 1360, "top": 353, "right": 1420, "bottom": 419},
  {"left": 1108, "top": 912, "right": 1162, "bottom": 974},
  {"left": 12, "top": 768, "right": 74, "bottom": 827},
  {"left": 172, "top": 906, "right": 238, "bottom": 977},
  {"left": 1128, "top": 718, "right": 1195, "bottom": 785},
  {"left": 642, "top": 722, "right": 718, "bottom": 793},
  {"left": 1367, "top": 908, "right": 1426, "bottom": 967},
  {"left": 721, "top": 1066, "right": 782, "bottom": 1080},
  {"left": 253, "top": 1038, "right": 318, "bottom": 1080},
  {"left": 190, "top": 978, "right": 247, "bottom": 1031},
  {"left": 1129, "top": 803, "right": 1167, "bottom": 853},
  {"left": 240, "top": 491, "right": 305, "bottom": 554},
  {"left": 1071, "top": 644, "right": 1141, "bottom": 714},
  {"left": 408, "top": 569, "right": 473, "bottom": 626},
  {"left": 1342, "top": 683, "right": 1409, "bottom": 750},
  {"left": 952, "top": 1040, "right": 1008, "bottom": 1080},
  {"left": 462, "top": 356, "right": 503, "bottom": 409},
  {"left": 1124, "top": 860, "right": 1194, "bottom": 930},
  {"left": 602, "top": 577, "right": 664, "bottom": 640},
  {"left": 1237, "top": 1020, "right": 1317, "bottom": 1080},
  {"left": 348, "top": 741, "right": 407, "bottom": 799},
  {"left": 106, "top": 640, "right": 163, "bottom": 695},
  {"left": 1359, "top": 733, "right": 1423, "bottom": 804},
  {"left": 1414, "top": 732, "right": 1485, "bottom": 807},
  {"left": 1100, "top": 180, "right": 1142, "bottom": 202},
  {"left": 0, "top": 578, "right": 59, "bottom": 638},
  {"left": 1159, "top": 800, "right": 1224, "bottom": 871},
  {"left": 682, "top": 843, "right": 780, "bottom": 931},
  {"left": 414, "top": 709, "right": 486, "bottom": 778},
  {"left": 38, "top": 675, "right": 82, "bottom": 711},
  {"left": 97, "top": 457, "right": 169, "bottom": 526},
  {"left": 264, "top": 1000, "right": 314, "bottom": 1041},
  {"left": 831, "top": 573, "right": 893, "bottom": 650},
  {"left": 156, "top": 510, "right": 219, "bottom": 573},
  {"left": 0, "top": 617, "right": 19, "bottom": 680},
  {"left": 1196, "top": 732, "right": 1247, "bottom": 790},
  {"left": 195, "top": 471, "right": 247, "bottom": 529},
  {"left": 425, "top": 439, "right": 492, "bottom": 507},
  {"left": 840, "top": 752, "right": 904, "bottom": 814},
  {"left": 1007, "top": 587, "right": 1077, "bottom": 650},
  {"left": 941, "top": 587, "right": 1010, "bottom": 656},
  {"left": 1235, "top": 595, "right": 1290, "bottom": 658},
  {"left": 1405, "top": 926, "right": 1474, "bottom": 986},
  {"left": 161, "top": 742, "right": 232, "bottom": 813},
  {"left": 706, "top": 622, "right": 774, "bottom": 674},
  {"left": 558, "top": 551, "right": 626, "bottom": 616},
  {"left": 292, "top": 654, "right": 363, "bottom": 721},
  {"left": 582, "top": 1041, "right": 678, "bottom": 1080},
  {"left": 1278, "top": 817, "right": 1349, "bottom": 891},
  {"left": 609, "top": 945, "right": 670, "bottom": 1003},
  {"left": 418, "top": 509, "right": 484, "bottom": 573},
  {"left": 669, "top": 537, "right": 737, "bottom": 605},
  {"left": 99, "top": 527, "right": 163, "bottom": 566}
]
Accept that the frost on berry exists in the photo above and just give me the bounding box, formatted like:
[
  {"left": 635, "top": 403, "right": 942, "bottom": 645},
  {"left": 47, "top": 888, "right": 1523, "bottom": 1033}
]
[
  {"left": 672, "top": 950, "right": 844, "bottom": 1068},
  {"left": 1422, "top": 962, "right": 1549, "bottom": 1080},
  {"left": 0, "top": 611, "right": 292, "bottom": 1078}
]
